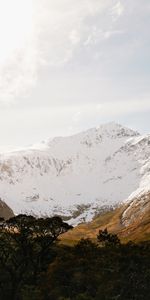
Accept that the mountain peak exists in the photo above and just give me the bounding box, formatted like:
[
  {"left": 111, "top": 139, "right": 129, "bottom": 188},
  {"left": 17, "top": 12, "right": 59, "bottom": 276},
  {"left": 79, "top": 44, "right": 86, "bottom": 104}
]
[
  {"left": 27, "top": 123, "right": 139, "bottom": 150},
  {"left": 96, "top": 122, "right": 140, "bottom": 137},
  {"left": 0, "top": 122, "right": 148, "bottom": 225}
]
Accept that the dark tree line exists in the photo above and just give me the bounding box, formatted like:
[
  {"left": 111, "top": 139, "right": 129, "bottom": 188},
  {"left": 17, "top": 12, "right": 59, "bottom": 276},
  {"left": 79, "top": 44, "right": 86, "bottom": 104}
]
[
  {"left": 0, "top": 215, "right": 150, "bottom": 300},
  {"left": 0, "top": 215, "right": 72, "bottom": 299}
]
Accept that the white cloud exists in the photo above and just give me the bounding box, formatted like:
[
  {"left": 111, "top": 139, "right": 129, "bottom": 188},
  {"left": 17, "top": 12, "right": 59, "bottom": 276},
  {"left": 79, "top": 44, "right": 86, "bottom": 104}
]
[
  {"left": 111, "top": 1, "right": 124, "bottom": 21},
  {"left": 0, "top": 0, "right": 125, "bottom": 103},
  {"left": 0, "top": 47, "right": 38, "bottom": 104},
  {"left": 34, "top": 1, "right": 110, "bottom": 66},
  {"left": 0, "top": 0, "right": 149, "bottom": 148},
  {"left": 115, "top": 1, "right": 124, "bottom": 16},
  {"left": 0, "top": 0, "right": 37, "bottom": 103},
  {"left": 69, "top": 30, "right": 81, "bottom": 45},
  {"left": 104, "top": 30, "right": 124, "bottom": 39}
]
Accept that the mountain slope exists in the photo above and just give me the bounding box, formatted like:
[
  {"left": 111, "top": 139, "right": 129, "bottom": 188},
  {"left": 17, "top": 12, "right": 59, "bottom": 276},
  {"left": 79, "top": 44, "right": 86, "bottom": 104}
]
[
  {"left": 0, "top": 122, "right": 149, "bottom": 224},
  {"left": 61, "top": 191, "right": 150, "bottom": 244},
  {"left": 0, "top": 199, "right": 14, "bottom": 220}
]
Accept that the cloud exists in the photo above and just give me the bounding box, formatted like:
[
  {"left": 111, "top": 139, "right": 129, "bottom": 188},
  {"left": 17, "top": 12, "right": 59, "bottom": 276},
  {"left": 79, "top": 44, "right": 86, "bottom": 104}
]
[
  {"left": 34, "top": 0, "right": 112, "bottom": 66},
  {"left": 111, "top": 1, "right": 124, "bottom": 21},
  {"left": 0, "top": 0, "right": 149, "bottom": 148},
  {"left": 0, "top": 0, "right": 125, "bottom": 103},
  {"left": 0, "top": 0, "right": 36, "bottom": 102},
  {"left": 0, "top": 47, "right": 38, "bottom": 105},
  {"left": 0, "top": 0, "right": 37, "bottom": 104},
  {"left": 103, "top": 30, "right": 124, "bottom": 39},
  {"left": 69, "top": 30, "right": 81, "bottom": 45}
]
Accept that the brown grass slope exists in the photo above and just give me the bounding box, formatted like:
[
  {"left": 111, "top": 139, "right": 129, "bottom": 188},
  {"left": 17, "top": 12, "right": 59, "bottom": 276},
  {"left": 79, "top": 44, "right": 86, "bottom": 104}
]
[{"left": 61, "top": 192, "right": 150, "bottom": 245}]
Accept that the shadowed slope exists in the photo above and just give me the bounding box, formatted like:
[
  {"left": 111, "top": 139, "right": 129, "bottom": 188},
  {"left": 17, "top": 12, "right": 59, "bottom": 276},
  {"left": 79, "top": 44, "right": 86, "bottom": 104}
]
[{"left": 0, "top": 199, "right": 14, "bottom": 219}]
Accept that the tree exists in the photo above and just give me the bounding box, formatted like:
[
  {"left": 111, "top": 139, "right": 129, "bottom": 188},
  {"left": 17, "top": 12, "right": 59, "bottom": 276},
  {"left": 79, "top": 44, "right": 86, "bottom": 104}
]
[
  {"left": 74, "top": 238, "right": 98, "bottom": 257},
  {"left": 97, "top": 228, "right": 120, "bottom": 247},
  {"left": 0, "top": 214, "right": 73, "bottom": 300}
]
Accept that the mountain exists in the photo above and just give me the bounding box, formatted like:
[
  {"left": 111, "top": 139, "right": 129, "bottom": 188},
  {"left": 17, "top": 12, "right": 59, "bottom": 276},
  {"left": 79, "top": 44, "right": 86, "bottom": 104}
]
[
  {"left": 0, "top": 199, "right": 14, "bottom": 220},
  {"left": 61, "top": 191, "right": 150, "bottom": 244},
  {"left": 0, "top": 122, "right": 149, "bottom": 225}
]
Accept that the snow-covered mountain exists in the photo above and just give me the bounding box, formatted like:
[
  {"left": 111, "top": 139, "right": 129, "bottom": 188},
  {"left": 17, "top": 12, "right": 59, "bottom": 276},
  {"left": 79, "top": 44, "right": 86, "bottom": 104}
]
[{"left": 0, "top": 122, "right": 149, "bottom": 225}]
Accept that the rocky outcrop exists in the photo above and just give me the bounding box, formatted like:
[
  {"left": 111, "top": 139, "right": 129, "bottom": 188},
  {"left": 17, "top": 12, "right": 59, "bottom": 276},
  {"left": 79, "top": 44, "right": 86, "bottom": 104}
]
[
  {"left": 0, "top": 199, "right": 14, "bottom": 220},
  {"left": 122, "top": 192, "right": 150, "bottom": 227}
]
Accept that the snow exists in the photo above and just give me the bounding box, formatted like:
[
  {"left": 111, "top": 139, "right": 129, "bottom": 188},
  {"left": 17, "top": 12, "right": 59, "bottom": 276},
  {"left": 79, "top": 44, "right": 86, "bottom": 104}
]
[{"left": 0, "top": 122, "right": 149, "bottom": 225}]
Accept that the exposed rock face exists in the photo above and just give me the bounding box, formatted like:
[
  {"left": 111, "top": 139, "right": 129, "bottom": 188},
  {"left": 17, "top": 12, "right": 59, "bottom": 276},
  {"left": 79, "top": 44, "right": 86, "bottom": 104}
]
[
  {"left": 0, "top": 199, "right": 14, "bottom": 220},
  {"left": 122, "top": 192, "right": 150, "bottom": 227}
]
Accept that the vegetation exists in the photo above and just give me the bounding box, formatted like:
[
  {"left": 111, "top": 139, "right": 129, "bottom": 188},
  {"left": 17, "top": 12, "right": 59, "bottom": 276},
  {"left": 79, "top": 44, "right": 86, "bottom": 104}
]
[
  {"left": 61, "top": 203, "right": 150, "bottom": 245},
  {"left": 0, "top": 215, "right": 72, "bottom": 300},
  {"left": 0, "top": 215, "right": 150, "bottom": 300}
]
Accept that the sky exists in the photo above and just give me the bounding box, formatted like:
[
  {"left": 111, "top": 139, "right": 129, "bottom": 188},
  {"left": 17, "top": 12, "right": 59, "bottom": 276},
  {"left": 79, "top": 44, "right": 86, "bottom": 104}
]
[{"left": 0, "top": 0, "right": 150, "bottom": 150}]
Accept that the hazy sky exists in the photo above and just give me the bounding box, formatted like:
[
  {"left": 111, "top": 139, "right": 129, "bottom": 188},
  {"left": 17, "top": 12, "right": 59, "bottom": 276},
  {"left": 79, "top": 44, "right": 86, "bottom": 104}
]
[{"left": 0, "top": 0, "right": 150, "bottom": 149}]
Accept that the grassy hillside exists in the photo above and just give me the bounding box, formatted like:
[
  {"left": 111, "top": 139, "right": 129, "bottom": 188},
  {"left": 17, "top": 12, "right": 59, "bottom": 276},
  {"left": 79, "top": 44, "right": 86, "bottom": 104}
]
[{"left": 61, "top": 193, "right": 150, "bottom": 245}]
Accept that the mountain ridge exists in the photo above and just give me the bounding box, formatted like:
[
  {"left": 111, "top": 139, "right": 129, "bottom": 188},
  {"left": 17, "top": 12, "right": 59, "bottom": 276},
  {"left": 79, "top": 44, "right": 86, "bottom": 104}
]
[{"left": 0, "top": 122, "right": 149, "bottom": 225}]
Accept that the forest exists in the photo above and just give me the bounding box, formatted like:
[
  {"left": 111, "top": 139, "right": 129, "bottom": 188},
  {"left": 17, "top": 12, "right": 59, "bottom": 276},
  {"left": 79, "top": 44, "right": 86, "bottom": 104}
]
[{"left": 0, "top": 215, "right": 150, "bottom": 300}]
